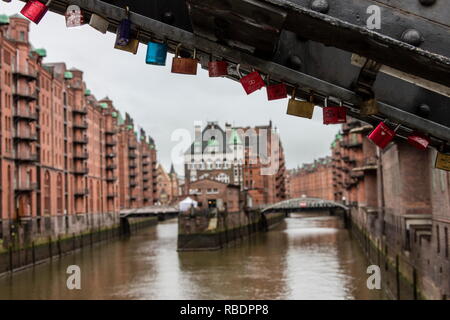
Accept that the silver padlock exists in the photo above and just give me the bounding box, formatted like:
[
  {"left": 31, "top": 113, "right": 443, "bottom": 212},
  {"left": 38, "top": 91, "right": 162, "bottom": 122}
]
[
  {"left": 65, "top": 5, "right": 83, "bottom": 28},
  {"left": 89, "top": 13, "right": 109, "bottom": 34}
]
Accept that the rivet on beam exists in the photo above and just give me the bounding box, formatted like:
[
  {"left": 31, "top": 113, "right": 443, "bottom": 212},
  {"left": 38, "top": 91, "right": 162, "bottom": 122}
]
[
  {"left": 310, "top": 0, "right": 330, "bottom": 14},
  {"left": 401, "top": 29, "right": 423, "bottom": 46}
]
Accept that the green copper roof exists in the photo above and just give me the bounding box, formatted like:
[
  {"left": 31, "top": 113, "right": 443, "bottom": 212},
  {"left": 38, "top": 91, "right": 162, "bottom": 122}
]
[
  {"left": 134, "top": 131, "right": 138, "bottom": 136},
  {"left": 229, "top": 129, "right": 242, "bottom": 145},
  {"left": 335, "top": 133, "right": 343, "bottom": 141},
  {"left": 64, "top": 71, "right": 73, "bottom": 79},
  {"left": 208, "top": 139, "right": 219, "bottom": 146},
  {"left": 117, "top": 112, "right": 125, "bottom": 125},
  {"left": 111, "top": 111, "right": 118, "bottom": 118},
  {"left": 100, "top": 102, "right": 108, "bottom": 109},
  {"left": 84, "top": 89, "right": 91, "bottom": 96},
  {"left": 0, "top": 15, "right": 10, "bottom": 25},
  {"left": 140, "top": 135, "right": 145, "bottom": 141},
  {"left": 127, "top": 125, "right": 133, "bottom": 130},
  {"left": 33, "top": 48, "right": 47, "bottom": 57}
]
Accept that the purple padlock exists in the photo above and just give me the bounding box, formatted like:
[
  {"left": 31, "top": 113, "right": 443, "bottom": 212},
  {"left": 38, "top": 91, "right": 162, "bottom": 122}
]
[{"left": 115, "top": 6, "right": 131, "bottom": 46}]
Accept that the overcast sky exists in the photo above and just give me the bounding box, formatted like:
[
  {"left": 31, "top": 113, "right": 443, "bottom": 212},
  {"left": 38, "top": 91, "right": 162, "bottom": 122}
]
[{"left": 2, "top": 3, "right": 339, "bottom": 175}]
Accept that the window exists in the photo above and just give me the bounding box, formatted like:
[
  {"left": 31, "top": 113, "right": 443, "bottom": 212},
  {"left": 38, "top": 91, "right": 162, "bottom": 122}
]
[
  {"left": 44, "top": 171, "right": 51, "bottom": 215},
  {"left": 445, "top": 227, "right": 448, "bottom": 259},
  {"left": 437, "top": 225, "right": 440, "bottom": 254},
  {"left": 57, "top": 174, "right": 63, "bottom": 214}
]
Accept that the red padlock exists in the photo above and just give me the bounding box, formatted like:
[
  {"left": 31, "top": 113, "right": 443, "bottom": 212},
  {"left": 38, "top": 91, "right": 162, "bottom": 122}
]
[
  {"left": 407, "top": 132, "right": 430, "bottom": 150},
  {"left": 21, "top": 0, "right": 51, "bottom": 24},
  {"left": 208, "top": 60, "right": 228, "bottom": 77},
  {"left": 323, "top": 98, "right": 347, "bottom": 125},
  {"left": 266, "top": 77, "right": 287, "bottom": 101},
  {"left": 237, "top": 64, "right": 265, "bottom": 95},
  {"left": 368, "top": 121, "right": 399, "bottom": 149}
]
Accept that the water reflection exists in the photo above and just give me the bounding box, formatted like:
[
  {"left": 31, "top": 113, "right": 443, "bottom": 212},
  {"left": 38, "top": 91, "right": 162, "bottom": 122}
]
[{"left": 0, "top": 214, "right": 383, "bottom": 300}]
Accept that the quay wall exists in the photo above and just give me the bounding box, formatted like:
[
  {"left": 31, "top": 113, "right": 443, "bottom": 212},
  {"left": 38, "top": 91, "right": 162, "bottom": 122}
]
[{"left": 0, "top": 213, "right": 158, "bottom": 276}]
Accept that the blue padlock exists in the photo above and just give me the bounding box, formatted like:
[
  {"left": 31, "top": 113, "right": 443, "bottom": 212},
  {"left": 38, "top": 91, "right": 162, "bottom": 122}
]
[
  {"left": 146, "top": 41, "right": 167, "bottom": 66},
  {"left": 115, "top": 6, "right": 131, "bottom": 46}
]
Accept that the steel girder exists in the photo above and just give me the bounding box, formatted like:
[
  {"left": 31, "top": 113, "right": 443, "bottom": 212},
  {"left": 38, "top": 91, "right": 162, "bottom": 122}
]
[{"left": 17, "top": 0, "right": 450, "bottom": 147}]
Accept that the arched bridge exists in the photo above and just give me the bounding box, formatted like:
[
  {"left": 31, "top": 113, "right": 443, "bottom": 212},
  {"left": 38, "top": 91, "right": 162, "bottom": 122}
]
[{"left": 262, "top": 197, "right": 348, "bottom": 215}]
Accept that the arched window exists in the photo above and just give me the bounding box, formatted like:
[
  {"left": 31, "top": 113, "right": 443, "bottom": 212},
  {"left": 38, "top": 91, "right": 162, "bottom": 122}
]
[
  {"left": 44, "top": 171, "right": 51, "bottom": 215},
  {"left": 57, "top": 174, "right": 63, "bottom": 214}
]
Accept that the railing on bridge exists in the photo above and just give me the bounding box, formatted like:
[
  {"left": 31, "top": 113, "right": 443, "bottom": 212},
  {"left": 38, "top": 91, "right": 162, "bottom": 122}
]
[{"left": 262, "top": 197, "right": 348, "bottom": 213}]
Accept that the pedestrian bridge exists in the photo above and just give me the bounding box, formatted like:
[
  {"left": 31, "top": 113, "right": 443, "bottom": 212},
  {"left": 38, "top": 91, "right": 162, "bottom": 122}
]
[
  {"left": 120, "top": 205, "right": 179, "bottom": 220},
  {"left": 262, "top": 197, "right": 348, "bottom": 215}
]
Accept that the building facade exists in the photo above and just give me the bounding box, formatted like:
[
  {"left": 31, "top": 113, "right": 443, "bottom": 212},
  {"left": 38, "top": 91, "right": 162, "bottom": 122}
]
[
  {"left": 330, "top": 118, "right": 450, "bottom": 299},
  {"left": 155, "top": 164, "right": 179, "bottom": 205},
  {"left": 183, "top": 121, "right": 286, "bottom": 207},
  {"left": 0, "top": 15, "right": 158, "bottom": 247},
  {"left": 287, "top": 157, "right": 334, "bottom": 201}
]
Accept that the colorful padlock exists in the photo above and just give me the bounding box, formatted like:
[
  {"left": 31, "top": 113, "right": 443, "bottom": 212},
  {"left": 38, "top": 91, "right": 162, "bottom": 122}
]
[
  {"left": 435, "top": 147, "right": 450, "bottom": 172},
  {"left": 65, "top": 4, "right": 83, "bottom": 28},
  {"left": 266, "top": 76, "right": 287, "bottom": 101},
  {"left": 237, "top": 64, "right": 265, "bottom": 95},
  {"left": 368, "top": 121, "right": 399, "bottom": 149},
  {"left": 171, "top": 44, "right": 198, "bottom": 75},
  {"left": 208, "top": 60, "right": 228, "bottom": 77},
  {"left": 89, "top": 13, "right": 109, "bottom": 33},
  {"left": 286, "top": 87, "right": 315, "bottom": 119},
  {"left": 323, "top": 98, "right": 347, "bottom": 125},
  {"left": 407, "top": 132, "right": 430, "bottom": 151},
  {"left": 115, "top": 6, "right": 131, "bottom": 47},
  {"left": 146, "top": 41, "right": 167, "bottom": 66},
  {"left": 21, "top": 0, "right": 51, "bottom": 24},
  {"left": 115, "top": 29, "right": 140, "bottom": 54},
  {"left": 360, "top": 98, "right": 379, "bottom": 116}
]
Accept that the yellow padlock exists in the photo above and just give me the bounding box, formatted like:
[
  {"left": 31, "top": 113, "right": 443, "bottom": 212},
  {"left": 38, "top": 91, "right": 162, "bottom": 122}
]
[
  {"left": 435, "top": 151, "right": 450, "bottom": 171},
  {"left": 286, "top": 87, "right": 315, "bottom": 119},
  {"left": 360, "top": 98, "right": 379, "bottom": 116},
  {"left": 114, "top": 29, "right": 140, "bottom": 55}
]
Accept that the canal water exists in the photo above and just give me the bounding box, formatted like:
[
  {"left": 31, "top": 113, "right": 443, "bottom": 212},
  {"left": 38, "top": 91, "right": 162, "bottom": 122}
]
[{"left": 0, "top": 214, "right": 383, "bottom": 300}]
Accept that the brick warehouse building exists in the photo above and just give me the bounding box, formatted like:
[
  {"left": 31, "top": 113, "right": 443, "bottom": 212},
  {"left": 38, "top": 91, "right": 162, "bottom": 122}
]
[
  {"left": 0, "top": 15, "right": 158, "bottom": 247},
  {"left": 287, "top": 157, "right": 333, "bottom": 201},
  {"left": 330, "top": 118, "right": 450, "bottom": 299},
  {"left": 183, "top": 121, "right": 286, "bottom": 207}
]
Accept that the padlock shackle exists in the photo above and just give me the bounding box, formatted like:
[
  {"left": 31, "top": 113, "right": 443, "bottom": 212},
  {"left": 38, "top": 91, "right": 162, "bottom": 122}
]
[
  {"left": 291, "top": 86, "right": 298, "bottom": 99},
  {"left": 125, "top": 5, "right": 130, "bottom": 18},
  {"left": 325, "top": 97, "right": 343, "bottom": 108},
  {"left": 174, "top": 43, "right": 196, "bottom": 59},
  {"left": 236, "top": 64, "right": 243, "bottom": 79}
]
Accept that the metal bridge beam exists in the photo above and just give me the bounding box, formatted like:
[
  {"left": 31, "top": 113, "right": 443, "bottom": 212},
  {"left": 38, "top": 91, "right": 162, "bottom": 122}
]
[{"left": 20, "top": 0, "right": 450, "bottom": 145}]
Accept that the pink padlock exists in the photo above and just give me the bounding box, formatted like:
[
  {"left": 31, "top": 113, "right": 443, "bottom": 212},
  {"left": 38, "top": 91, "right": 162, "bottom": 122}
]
[
  {"left": 237, "top": 64, "right": 265, "bottom": 95},
  {"left": 407, "top": 132, "right": 430, "bottom": 150},
  {"left": 368, "top": 121, "right": 400, "bottom": 149},
  {"left": 21, "top": 0, "right": 51, "bottom": 24}
]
